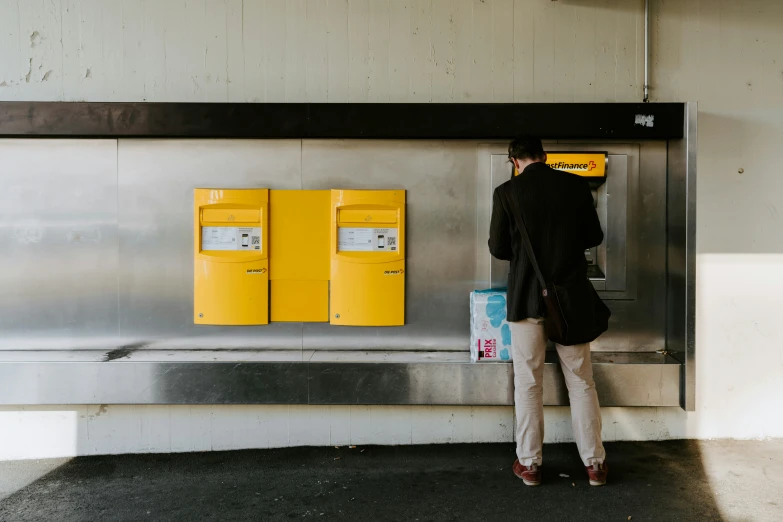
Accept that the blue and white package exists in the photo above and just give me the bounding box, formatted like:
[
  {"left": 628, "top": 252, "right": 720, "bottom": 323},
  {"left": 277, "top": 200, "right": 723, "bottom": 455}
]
[{"left": 470, "top": 289, "right": 513, "bottom": 362}]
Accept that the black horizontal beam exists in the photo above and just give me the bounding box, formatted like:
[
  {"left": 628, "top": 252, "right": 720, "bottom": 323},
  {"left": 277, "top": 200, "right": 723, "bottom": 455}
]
[{"left": 0, "top": 102, "right": 684, "bottom": 140}]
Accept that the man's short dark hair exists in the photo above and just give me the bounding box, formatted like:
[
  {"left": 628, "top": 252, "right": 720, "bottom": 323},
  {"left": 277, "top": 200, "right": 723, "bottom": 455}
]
[{"left": 508, "top": 136, "right": 545, "bottom": 161}]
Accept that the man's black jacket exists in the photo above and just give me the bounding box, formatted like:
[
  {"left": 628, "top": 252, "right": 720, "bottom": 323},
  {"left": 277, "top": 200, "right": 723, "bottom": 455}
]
[{"left": 488, "top": 161, "right": 604, "bottom": 322}]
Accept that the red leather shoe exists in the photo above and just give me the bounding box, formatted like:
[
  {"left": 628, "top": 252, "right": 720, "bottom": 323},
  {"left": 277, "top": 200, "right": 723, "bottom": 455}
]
[
  {"left": 586, "top": 462, "right": 608, "bottom": 486},
  {"left": 513, "top": 459, "right": 541, "bottom": 486}
]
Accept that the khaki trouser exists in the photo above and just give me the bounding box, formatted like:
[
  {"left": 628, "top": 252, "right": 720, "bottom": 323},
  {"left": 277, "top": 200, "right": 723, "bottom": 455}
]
[{"left": 509, "top": 318, "right": 606, "bottom": 467}]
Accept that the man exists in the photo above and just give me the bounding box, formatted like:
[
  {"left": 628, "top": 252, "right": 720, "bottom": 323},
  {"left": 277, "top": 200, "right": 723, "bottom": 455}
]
[{"left": 488, "top": 137, "right": 607, "bottom": 487}]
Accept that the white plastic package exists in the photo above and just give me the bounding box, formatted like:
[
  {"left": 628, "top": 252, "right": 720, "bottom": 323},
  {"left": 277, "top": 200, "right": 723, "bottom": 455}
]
[{"left": 470, "top": 289, "right": 513, "bottom": 362}]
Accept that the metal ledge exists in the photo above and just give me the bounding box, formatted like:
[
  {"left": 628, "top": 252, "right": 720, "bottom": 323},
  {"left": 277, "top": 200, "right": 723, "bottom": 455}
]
[{"left": 0, "top": 351, "right": 680, "bottom": 407}]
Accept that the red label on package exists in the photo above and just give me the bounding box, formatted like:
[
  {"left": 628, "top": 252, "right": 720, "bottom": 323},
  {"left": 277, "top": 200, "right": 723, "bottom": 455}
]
[{"left": 483, "top": 339, "right": 497, "bottom": 359}]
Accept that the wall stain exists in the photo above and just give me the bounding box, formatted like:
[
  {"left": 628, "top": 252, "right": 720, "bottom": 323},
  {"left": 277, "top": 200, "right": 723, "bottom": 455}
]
[
  {"left": 88, "top": 404, "right": 109, "bottom": 420},
  {"left": 766, "top": 203, "right": 779, "bottom": 221},
  {"left": 104, "top": 343, "right": 148, "bottom": 362}
]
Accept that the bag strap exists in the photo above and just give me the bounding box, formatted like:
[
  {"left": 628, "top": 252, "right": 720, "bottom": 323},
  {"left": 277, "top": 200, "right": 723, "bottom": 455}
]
[{"left": 499, "top": 187, "right": 548, "bottom": 293}]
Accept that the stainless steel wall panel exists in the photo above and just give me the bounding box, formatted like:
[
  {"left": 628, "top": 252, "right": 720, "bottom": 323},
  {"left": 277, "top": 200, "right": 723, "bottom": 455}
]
[
  {"left": 301, "top": 140, "right": 479, "bottom": 350},
  {"left": 0, "top": 134, "right": 693, "bottom": 410},
  {"left": 603, "top": 155, "right": 629, "bottom": 293},
  {"left": 0, "top": 361, "right": 308, "bottom": 404},
  {"left": 0, "top": 351, "right": 679, "bottom": 407},
  {"left": 488, "top": 153, "right": 513, "bottom": 289},
  {"left": 475, "top": 145, "right": 501, "bottom": 289},
  {"left": 684, "top": 105, "right": 698, "bottom": 412},
  {"left": 667, "top": 103, "right": 698, "bottom": 411},
  {"left": 307, "top": 362, "right": 515, "bottom": 405},
  {"left": 622, "top": 140, "right": 668, "bottom": 352},
  {"left": 591, "top": 357, "right": 680, "bottom": 407},
  {"left": 0, "top": 140, "right": 119, "bottom": 350},
  {"left": 117, "top": 140, "right": 304, "bottom": 350}
]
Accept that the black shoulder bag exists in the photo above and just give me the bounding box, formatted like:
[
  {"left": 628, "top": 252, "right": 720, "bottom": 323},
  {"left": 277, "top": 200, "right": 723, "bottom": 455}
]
[{"left": 500, "top": 188, "right": 610, "bottom": 346}]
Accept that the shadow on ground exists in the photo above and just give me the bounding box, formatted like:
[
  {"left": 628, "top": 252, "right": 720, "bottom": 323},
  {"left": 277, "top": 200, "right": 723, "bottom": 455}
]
[{"left": 0, "top": 441, "right": 722, "bottom": 521}]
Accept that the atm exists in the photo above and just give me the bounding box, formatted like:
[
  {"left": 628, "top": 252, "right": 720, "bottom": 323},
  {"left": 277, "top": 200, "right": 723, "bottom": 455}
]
[
  {"left": 486, "top": 144, "right": 638, "bottom": 303},
  {"left": 516, "top": 152, "right": 611, "bottom": 283},
  {"left": 479, "top": 140, "right": 673, "bottom": 366}
]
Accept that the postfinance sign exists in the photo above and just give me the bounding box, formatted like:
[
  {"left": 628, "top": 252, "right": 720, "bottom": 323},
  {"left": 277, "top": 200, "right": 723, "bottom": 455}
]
[{"left": 546, "top": 153, "right": 606, "bottom": 177}]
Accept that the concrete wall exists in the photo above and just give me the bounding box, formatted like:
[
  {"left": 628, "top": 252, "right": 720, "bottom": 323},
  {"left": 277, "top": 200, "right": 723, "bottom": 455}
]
[
  {"left": 0, "top": 0, "right": 642, "bottom": 102},
  {"left": 2, "top": 0, "right": 783, "bottom": 460}
]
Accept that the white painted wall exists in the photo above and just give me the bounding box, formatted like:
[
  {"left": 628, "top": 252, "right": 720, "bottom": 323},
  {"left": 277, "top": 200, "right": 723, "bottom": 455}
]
[
  {"left": 2, "top": 0, "right": 783, "bottom": 460},
  {"left": 0, "top": 405, "right": 693, "bottom": 461}
]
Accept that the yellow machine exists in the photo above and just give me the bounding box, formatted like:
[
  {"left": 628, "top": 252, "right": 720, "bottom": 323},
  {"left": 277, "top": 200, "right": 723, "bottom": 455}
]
[
  {"left": 193, "top": 188, "right": 269, "bottom": 325},
  {"left": 330, "top": 189, "right": 406, "bottom": 326},
  {"left": 269, "top": 190, "right": 331, "bottom": 322}
]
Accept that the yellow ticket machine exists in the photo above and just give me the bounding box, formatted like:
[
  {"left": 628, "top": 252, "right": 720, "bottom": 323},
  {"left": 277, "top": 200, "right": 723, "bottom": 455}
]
[
  {"left": 330, "top": 189, "right": 405, "bottom": 326},
  {"left": 194, "top": 188, "right": 269, "bottom": 325}
]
